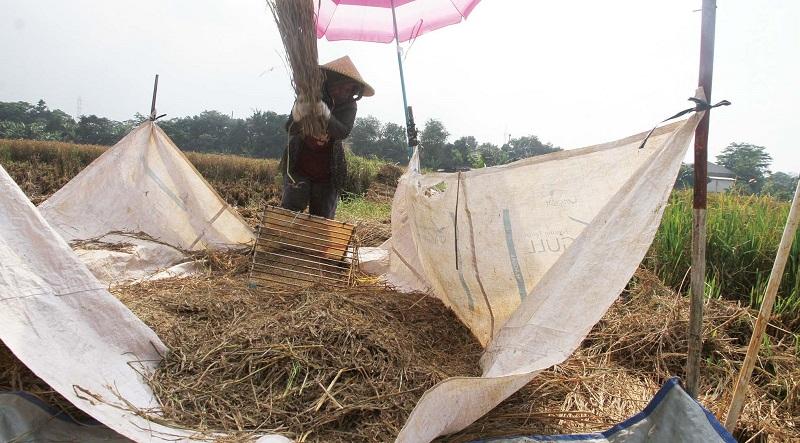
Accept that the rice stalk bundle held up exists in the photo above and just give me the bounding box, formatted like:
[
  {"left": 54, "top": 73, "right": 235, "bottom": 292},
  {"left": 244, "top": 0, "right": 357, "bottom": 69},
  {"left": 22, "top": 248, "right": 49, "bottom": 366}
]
[{"left": 268, "top": 0, "right": 326, "bottom": 138}]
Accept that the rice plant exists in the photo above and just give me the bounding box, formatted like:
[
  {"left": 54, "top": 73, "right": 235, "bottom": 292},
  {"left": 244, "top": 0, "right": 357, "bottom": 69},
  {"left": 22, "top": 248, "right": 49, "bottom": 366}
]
[{"left": 647, "top": 190, "right": 800, "bottom": 319}]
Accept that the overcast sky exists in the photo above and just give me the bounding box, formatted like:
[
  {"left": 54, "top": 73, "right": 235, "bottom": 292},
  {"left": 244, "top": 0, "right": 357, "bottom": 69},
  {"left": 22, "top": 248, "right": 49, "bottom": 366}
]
[{"left": 2, "top": 1, "right": 798, "bottom": 172}]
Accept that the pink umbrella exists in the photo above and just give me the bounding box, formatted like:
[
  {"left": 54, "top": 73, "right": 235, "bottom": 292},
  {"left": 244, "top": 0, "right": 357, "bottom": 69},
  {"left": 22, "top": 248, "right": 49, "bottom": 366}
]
[
  {"left": 315, "top": 0, "right": 481, "bottom": 43},
  {"left": 314, "top": 0, "right": 482, "bottom": 155}
]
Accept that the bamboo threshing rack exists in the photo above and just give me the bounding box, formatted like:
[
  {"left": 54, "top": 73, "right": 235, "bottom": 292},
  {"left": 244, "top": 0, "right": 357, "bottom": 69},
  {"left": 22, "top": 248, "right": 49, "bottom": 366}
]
[{"left": 249, "top": 205, "right": 359, "bottom": 288}]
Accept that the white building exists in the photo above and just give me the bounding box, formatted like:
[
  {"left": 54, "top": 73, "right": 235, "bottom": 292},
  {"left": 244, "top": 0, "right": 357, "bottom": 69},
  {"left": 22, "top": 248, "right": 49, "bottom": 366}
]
[{"left": 707, "top": 162, "right": 736, "bottom": 193}]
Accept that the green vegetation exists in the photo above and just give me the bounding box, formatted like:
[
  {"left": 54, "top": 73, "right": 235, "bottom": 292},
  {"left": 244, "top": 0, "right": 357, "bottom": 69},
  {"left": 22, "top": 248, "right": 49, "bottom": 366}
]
[
  {"left": 675, "top": 143, "right": 797, "bottom": 200},
  {"left": 717, "top": 142, "right": 773, "bottom": 194},
  {"left": 647, "top": 190, "right": 800, "bottom": 318},
  {"left": 337, "top": 197, "right": 391, "bottom": 224},
  {"left": 1, "top": 100, "right": 560, "bottom": 170},
  {"left": 341, "top": 150, "right": 383, "bottom": 196},
  {"left": 349, "top": 115, "right": 560, "bottom": 169}
]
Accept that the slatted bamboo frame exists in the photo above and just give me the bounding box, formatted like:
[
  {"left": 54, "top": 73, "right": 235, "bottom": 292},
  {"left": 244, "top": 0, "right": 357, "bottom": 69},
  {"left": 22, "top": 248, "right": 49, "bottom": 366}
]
[{"left": 249, "top": 205, "right": 359, "bottom": 288}]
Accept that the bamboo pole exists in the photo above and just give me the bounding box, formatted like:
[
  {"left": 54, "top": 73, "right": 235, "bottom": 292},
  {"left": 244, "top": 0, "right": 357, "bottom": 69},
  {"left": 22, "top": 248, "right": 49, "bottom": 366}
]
[
  {"left": 686, "top": 0, "right": 717, "bottom": 397},
  {"left": 149, "top": 74, "right": 159, "bottom": 120},
  {"left": 724, "top": 178, "right": 800, "bottom": 431}
]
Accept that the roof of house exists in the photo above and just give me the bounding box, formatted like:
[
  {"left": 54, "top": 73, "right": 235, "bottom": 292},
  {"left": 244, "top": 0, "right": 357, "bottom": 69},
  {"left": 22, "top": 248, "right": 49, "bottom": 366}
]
[{"left": 707, "top": 162, "right": 736, "bottom": 178}]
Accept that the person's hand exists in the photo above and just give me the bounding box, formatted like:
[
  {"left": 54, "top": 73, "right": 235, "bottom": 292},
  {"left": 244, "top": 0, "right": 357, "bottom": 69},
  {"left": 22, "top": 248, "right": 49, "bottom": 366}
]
[
  {"left": 316, "top": 101, "right": 331, "bottom": 120},
  {"left": 309, "top": 135, "right": 330, "bottom": 147},
  {"left": 291, "top": 99, "right": 310, "bottom": 120},
  {"left": 292, "top": 99, "right": 330, "bottom": 121}
]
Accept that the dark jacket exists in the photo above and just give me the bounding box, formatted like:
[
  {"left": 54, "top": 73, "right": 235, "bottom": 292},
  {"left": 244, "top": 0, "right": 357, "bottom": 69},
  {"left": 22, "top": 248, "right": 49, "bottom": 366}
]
[{"left": 279, "top": 96, "right": 357, "bottom": 191}]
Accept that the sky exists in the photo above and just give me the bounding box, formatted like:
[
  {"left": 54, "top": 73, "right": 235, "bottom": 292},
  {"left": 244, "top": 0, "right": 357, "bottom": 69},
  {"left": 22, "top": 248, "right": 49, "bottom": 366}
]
[{"left": 2, "top": 1, "right": 798, "bottom": 172}]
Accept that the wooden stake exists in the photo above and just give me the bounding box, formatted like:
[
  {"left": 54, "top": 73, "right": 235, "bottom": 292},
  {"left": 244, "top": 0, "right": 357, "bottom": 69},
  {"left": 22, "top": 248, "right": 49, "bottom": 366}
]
[
  {"left": 686, "top": 207, "right": 706, "bottom": 396},
  {"left": 150, "top": 74, "right": 159, "bottom": 120},
  {"left": 724, "top": 178, "right": 800, "bottom": 431},
  {"left": 686, "top": 0, "right": 717, "bottom": 397}
]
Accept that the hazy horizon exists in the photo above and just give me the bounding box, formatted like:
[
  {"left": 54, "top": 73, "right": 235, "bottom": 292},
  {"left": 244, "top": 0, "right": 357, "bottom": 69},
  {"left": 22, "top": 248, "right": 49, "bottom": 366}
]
[{"left": 2, "top": 1, "right": 798, "bottom": 172}]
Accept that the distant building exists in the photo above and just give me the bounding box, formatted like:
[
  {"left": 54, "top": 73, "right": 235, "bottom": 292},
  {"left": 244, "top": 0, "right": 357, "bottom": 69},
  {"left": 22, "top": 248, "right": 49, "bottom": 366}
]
[{"left": 707, "top": 162, "right": 736, "bottom": 193}]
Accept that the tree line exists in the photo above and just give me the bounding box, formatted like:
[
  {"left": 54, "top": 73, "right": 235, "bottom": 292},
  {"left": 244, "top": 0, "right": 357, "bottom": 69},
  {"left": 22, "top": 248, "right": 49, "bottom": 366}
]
[
  {"left": 347, "top": 115, "right": 561, "bottom": 169},
  {"left": 676, "top": 142, "right": 798, "bottom": 200},
  {"left": 0, "top": 99, "right": 560, "bottom": 170},
  {"left": 3, "top": 100, "right": 794, "bottom": 198},
  {"left": 0, "top": 100, "right": 289, "bottom": 158}
]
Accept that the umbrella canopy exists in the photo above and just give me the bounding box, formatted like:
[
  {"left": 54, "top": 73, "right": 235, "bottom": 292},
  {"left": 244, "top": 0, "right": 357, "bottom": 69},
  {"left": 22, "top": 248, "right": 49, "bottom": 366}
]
[{"left": 315, "top": 0, "right": 481, "bottom": 43}]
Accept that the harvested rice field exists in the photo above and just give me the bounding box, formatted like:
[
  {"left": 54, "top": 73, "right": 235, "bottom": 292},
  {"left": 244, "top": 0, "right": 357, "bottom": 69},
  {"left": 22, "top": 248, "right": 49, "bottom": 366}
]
[
  {"left": 2, "top": 260, "right": 797, "bottom": 442},
  {"left": 118, "top": 271, "right": 482, "bottom": 441}
]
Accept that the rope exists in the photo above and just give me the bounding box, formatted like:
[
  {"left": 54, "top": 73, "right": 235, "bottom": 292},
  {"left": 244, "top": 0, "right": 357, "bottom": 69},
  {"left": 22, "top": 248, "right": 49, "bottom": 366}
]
[{"left": 639, "top": 97, "right": 730, "bottom": 150}]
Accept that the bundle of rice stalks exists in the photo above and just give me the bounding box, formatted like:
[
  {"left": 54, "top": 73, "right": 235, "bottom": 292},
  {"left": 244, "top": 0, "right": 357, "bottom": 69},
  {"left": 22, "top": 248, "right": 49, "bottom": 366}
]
[{"left": 268, "top": 0, "right": 326, "bottom": 138}]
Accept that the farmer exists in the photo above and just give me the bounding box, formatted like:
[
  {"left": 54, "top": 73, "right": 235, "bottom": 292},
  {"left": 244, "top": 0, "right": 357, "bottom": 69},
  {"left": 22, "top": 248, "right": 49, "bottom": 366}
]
[{"left": 279, "top": 56, "right": 374, "bottom": 219}]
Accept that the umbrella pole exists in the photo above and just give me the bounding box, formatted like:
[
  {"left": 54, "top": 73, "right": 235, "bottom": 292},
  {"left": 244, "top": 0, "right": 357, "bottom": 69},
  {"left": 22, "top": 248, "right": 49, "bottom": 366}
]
[
  {"left": 686, "top": 0, "right": 717, "bottom": 397},
  {"left": 390, "top": 2, "right": 414, "bottom": 160}
]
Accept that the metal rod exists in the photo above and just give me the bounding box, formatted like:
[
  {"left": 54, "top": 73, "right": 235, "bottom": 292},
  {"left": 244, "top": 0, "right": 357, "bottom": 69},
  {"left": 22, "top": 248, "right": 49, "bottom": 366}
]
[
  {"left": 149, "top": 74, "right": 159, "bottom": 120},
  {"left": 267, "top": 206, "right": 355, "bottom": 228},
  {"left": 724, "top": 178, "right": 800, "bottom": 431},
  {"left": 255, "top": 238, "right": 348, "bottom": 257},
  {"left": 686, "top": 0, "right": 717, "bottom": 397},
  {"left": 390, "top": 0, "right": 413, "bottom": 160}
]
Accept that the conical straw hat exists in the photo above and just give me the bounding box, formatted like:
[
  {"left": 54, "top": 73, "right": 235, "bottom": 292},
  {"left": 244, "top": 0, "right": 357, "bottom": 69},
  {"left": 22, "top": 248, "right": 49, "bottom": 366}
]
[{"left": 320, "top": 56, "right": 375, "bottom": 97}]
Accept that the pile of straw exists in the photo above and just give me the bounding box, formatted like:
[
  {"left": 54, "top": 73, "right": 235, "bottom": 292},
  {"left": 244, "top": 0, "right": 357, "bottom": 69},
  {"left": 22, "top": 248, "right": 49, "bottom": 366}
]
[
  {"left": 117, "top": 263, "right": 481, "bottom": 442},
  {"left": 366, "top": 164, "right": 404, "bottom": 203},
  {"left": 443, "top": 269, "right": 800, "bottom": 442},
  {"left": 2, "top": 263, "right": 798, "bottom": 442},
  {"left": 268, "top": 0, "right": 326, "bottom": 138},
  {"left": 351, "top": 220, "right": 392, "bottom": 247}
]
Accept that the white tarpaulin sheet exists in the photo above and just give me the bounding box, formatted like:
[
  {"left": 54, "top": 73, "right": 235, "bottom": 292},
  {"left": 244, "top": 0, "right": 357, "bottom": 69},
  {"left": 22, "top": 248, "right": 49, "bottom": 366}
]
[
  {"left": 2, "top": 95, "right": 712, "bottom": 442},
  {"left": 0, "top": 163, "right": 289, "bottom": 442},
  {"left": 38, "top": 121, "right": 255, "bottom": 284},
  {"left": 375, "top": 102, "right": 705, "bottom": 441}
]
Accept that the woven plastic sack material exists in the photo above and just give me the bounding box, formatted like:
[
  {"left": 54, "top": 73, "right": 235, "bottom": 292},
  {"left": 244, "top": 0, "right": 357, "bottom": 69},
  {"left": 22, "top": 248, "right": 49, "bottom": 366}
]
[
  {"left": 0, "top": 392, "right": 131, "bottom": 442},
  {"left": 0, "top": 164, "right": 289, "bottom": 443},
  {"left": 39, "top": 121, "right": 254, "bottom": 251},
  {"left": 73, "top": 234, "right": 201, "bottom": 285},
  {"left": 38, "top": 121, "right": 254, "bottom": 284},
  {"left": 373, "top": 93, "right": 706, "bottom": 441}
]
